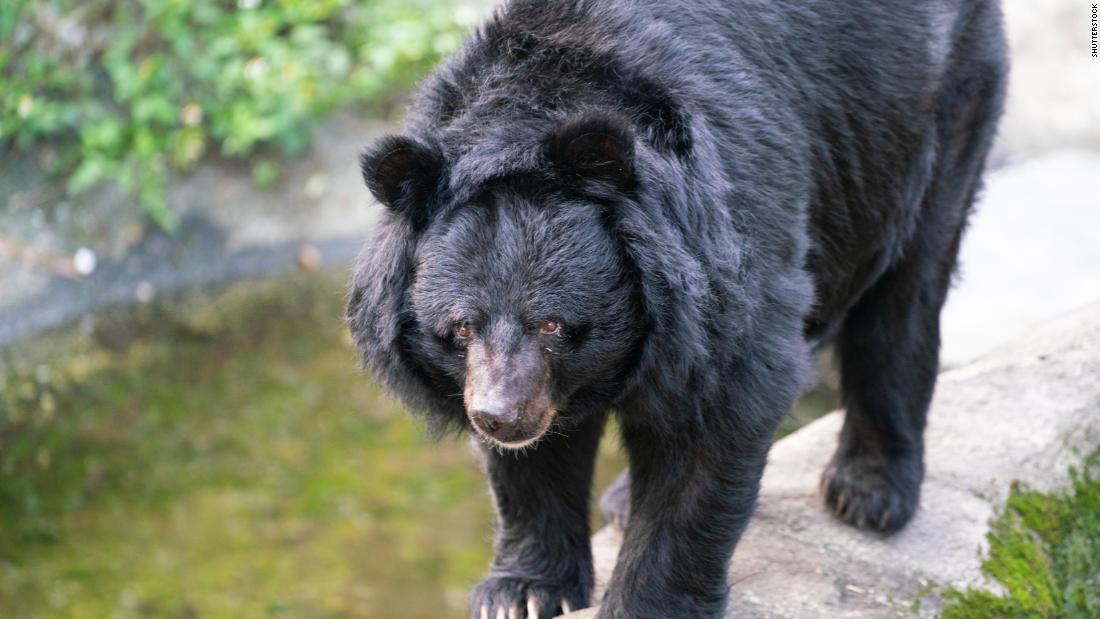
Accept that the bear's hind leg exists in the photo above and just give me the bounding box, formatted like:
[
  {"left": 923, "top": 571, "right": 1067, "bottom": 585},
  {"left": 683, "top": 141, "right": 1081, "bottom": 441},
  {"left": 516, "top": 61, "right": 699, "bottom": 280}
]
[
  {"left": 822, "top": 130, "right": 998, "bottom": 532},
  {"left": 820, "top": 245, "right": 948, "bottom": 532},
  {"left": 598, "top": 467, "right": 630, "bottom": 530},
  {"left": 822, "top": 19, "right": 1006, "bottom": 531}
]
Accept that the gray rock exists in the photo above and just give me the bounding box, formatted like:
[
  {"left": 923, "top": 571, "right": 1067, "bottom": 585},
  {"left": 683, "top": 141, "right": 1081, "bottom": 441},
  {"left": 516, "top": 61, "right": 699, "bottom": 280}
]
[
  {"left": 562, "top": 302, "right": 1100, "bottom": 618},
  {"left": 994, "top": 0, "right": 1100, "bottom": 161},
  {"left": 939, "top": 151, "right": 1100, "bottom": 366}
]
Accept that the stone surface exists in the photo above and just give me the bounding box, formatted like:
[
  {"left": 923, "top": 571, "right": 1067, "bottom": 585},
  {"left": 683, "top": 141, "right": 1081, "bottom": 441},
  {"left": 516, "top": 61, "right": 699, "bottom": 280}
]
[
  {"left": 562, "top": 302, "right": 1100, "bottom": 618},
  {"left": 993, "top": 0, "right": 1100, "bottom": 162},
  {"left": 939, "top": 150, "right": 1100, "bottom": 366}
]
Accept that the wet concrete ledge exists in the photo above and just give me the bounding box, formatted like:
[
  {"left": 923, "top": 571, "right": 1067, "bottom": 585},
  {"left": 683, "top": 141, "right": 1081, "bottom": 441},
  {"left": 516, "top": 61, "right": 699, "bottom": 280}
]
[
  {"left": 0, "top": 229, "right": 363, "bottom": 348},
  {"left": 563, "top": 302, "right": 1100, "bottom": 618},
  {"left": 0, "top": 115, "right": 390, "bottom": 348}
]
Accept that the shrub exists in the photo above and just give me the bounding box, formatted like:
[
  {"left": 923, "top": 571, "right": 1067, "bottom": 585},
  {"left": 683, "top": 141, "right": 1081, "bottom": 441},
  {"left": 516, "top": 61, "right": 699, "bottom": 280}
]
[{"left": 0, "top": 0, "right": 484, "bottom": 229}]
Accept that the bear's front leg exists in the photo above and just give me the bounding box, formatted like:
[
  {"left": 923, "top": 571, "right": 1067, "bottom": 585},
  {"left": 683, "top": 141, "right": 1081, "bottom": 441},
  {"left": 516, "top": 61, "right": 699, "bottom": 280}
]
[
  {"left": 598, "top": 422, "right": 772, "bottom": 619},
  {"left": 471, "top": 412, "right": 605, "bottom": 619}
]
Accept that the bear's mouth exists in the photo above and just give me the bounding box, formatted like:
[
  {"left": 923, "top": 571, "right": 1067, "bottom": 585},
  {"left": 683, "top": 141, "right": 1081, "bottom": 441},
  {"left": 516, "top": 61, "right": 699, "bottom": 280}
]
[
  {"left": 469, "top": 405, "right": 557, "bottom": 449},
  {"left": 465, "top": 380, "right": 558, "bottom": 449}
]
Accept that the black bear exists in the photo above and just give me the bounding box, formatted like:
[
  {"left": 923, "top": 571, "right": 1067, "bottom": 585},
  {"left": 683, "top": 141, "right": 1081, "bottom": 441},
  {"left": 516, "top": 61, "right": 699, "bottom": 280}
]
[{"left": 347, "top": 0, "right": 1007, "bottom": 616}]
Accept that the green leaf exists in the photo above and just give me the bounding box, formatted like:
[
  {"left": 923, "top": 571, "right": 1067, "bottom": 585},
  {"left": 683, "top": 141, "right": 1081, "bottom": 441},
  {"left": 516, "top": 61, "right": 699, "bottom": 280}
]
[{"left": 67, "top": 159, "right": 109, "bottom": 193}]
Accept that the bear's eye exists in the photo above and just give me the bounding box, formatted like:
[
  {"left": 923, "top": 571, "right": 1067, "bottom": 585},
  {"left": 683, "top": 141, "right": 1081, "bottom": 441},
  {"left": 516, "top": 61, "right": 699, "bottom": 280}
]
[
  {"left": 454, "top": 321, "right": 473, "bottom": 341},
  {"left": 538, "top": 320, "right": 563, "bottom": 337}
]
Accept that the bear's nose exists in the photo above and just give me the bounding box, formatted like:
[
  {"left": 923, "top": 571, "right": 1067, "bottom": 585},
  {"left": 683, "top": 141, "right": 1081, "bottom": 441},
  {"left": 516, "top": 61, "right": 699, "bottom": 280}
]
[{"left": 468, "top": 401, "right": 521, "bottom": 439}]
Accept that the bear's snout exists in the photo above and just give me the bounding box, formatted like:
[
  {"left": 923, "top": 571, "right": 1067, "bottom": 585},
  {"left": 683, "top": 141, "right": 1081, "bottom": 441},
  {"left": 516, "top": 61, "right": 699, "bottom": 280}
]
[{"left": 463, "top": 334, "right": 555, "bottom": 449}]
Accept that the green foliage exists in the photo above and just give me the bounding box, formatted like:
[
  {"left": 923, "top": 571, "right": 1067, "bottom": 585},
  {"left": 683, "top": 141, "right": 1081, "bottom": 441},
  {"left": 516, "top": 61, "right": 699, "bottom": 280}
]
[
  {"left": 0, "top": 0, "right": 483, "bottom": 229},
  {"left": 941, "top": 450, "right": 1100, "bottom": 619}
]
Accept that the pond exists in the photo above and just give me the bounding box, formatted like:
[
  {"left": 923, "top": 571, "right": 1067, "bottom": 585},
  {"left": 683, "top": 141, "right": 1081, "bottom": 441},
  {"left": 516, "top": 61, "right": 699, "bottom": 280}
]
[{"left": 0, "top": 270, "right": 836, "bottom": 618}]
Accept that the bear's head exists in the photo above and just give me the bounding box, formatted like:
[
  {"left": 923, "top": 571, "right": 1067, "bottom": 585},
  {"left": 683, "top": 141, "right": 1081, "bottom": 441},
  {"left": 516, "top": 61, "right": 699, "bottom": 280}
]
[{"left": 349, "top": 110, "right": 713, "bottom": 448}]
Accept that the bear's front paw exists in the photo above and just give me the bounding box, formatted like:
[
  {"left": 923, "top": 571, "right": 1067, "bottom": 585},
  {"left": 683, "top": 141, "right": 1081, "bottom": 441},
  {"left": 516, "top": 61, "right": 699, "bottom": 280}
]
[
  {"left": 471, "top": 575, "right": 587, "bottom": 619},
  {"left": 820, "top": 451, "right": 923, "bottom": 532}
]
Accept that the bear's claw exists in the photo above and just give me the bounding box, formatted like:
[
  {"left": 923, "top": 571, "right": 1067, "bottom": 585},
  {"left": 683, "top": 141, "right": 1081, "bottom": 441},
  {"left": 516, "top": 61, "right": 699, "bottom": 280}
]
[
  {"left": 471, "top": 575, "right": 584, "bottom": 619},
  {"left": 820, "top": 451, "right": 922, "bottom": 533}
]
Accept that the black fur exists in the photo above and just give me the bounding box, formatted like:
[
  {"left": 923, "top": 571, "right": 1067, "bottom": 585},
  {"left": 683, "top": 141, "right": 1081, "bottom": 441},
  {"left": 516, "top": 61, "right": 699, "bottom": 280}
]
[
  {"left": 359, "top": 135, "right": 446, "bottom": 229},
  {"left": 347, "top": 0, "right": 1007, "bottom": 617}
]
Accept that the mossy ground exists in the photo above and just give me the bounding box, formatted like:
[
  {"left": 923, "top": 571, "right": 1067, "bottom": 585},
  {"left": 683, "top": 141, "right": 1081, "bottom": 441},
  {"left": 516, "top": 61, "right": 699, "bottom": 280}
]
[{"left": 940, "top": 450, "right": 1100, "bottom": 619}]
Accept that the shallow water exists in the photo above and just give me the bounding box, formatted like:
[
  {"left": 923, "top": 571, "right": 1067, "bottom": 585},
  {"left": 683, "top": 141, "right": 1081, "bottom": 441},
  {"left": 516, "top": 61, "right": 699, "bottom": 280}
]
[{"left": 0, "top": 270, "right": 835, "bottom": 618}]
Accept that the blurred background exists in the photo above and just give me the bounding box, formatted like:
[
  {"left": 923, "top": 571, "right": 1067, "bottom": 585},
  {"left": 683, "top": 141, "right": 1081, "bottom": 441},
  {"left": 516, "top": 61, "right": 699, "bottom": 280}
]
[{"left": 0, "top": 0, "right": 1096, "bottom": 617}]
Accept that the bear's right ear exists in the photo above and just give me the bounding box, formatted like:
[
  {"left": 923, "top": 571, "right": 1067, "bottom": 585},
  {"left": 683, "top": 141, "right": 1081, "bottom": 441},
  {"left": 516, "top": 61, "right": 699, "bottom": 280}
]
[{"left": 360, "top": 135, "right": 444, "bottom": 224}]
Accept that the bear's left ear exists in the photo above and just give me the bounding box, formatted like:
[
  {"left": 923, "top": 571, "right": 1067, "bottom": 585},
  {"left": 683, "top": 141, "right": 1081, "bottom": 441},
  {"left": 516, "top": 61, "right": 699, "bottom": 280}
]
[
  {"left": 360, "top": 135, "right": 444, "bottom": 225},
  {"left": 548, "top": 112, "right": 635, "bottom": 188}
]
